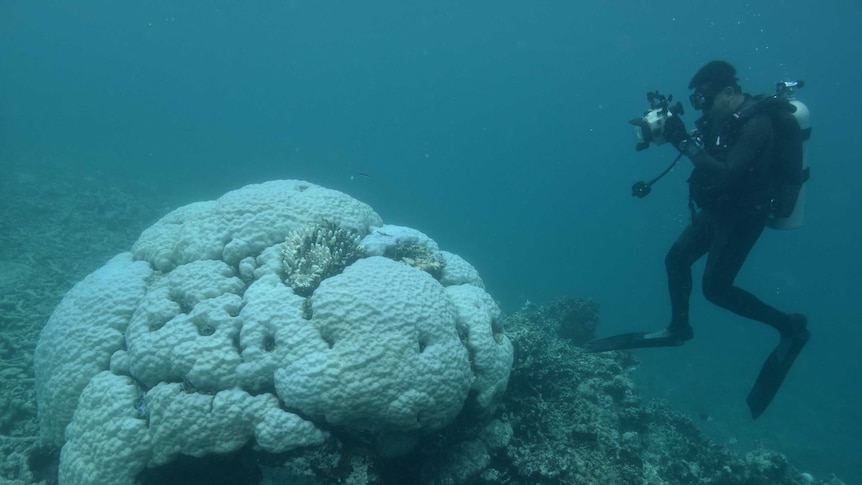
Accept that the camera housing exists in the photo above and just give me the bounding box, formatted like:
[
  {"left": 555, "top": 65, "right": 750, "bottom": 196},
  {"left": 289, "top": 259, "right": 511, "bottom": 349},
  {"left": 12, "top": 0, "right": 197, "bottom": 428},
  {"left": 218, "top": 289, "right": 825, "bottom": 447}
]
[{"left": 630, "top": 91, "right": 684, "bottom": 151}]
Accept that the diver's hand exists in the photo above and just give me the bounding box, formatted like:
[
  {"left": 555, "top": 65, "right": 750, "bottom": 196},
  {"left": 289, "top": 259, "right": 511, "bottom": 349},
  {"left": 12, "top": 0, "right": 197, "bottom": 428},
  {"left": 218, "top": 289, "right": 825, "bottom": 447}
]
[
  {"left": 678, "top": 138, "right": 703, "bottom": 159},
  {"left": 663, "top": 115, "right": 688, "bottom": 149},
  {"left": 664, "top": 115, "right": 702, "bottom": 158}
]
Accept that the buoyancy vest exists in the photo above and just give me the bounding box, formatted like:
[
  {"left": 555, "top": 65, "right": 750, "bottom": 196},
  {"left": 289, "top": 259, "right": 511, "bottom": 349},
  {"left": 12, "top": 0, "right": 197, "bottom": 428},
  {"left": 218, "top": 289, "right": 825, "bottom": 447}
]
[{"left": 689, "top": 95, "right": 807, "bottom": 219}]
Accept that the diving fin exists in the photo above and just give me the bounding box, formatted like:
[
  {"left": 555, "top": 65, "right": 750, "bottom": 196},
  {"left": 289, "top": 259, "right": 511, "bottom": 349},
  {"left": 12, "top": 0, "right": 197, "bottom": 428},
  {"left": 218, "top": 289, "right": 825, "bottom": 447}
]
[
  {"left": 585, "top": 327, "right": 691, "bottom": 353},
  {"left": 747, "top": 315, "right": 810, "bottom": 419}
]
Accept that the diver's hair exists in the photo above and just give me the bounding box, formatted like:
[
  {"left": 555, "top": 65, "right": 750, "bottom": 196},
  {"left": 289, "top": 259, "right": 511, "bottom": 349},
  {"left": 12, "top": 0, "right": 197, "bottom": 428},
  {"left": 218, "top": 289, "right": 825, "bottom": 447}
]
[{"left": 689, "top": 60, "right": 741, "bottom": 94}]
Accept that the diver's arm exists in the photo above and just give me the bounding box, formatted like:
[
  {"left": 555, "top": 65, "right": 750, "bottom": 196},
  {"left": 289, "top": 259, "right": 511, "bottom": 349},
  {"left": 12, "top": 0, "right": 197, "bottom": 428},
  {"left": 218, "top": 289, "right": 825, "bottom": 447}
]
[{"left": 687, "top": 115, "right": 771, "bottom": 182}]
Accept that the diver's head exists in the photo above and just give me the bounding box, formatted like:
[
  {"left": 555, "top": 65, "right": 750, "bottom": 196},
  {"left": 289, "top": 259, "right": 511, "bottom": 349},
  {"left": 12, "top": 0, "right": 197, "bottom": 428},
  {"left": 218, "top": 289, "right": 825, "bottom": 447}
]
[{"left": 688, "top": 60, "right": 744, "bottom": 119}]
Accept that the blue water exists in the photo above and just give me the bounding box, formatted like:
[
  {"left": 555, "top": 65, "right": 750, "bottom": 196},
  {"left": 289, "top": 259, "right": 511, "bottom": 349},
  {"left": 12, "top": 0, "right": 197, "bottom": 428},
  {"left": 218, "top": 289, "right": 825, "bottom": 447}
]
[{"left": 2, "top": 0, "right": 860, "bottom": 481}]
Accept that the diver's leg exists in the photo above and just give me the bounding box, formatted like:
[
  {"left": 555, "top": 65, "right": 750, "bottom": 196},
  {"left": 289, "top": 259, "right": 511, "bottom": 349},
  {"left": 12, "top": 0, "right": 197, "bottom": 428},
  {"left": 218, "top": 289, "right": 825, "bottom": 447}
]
[
  {"left": 586, "top": 212, "right": 712, "bottom": 352},
  {"left": 702, "top": 213, "right": 811, "bottom": 418},
  {"left": 700, "top": 212, "right": 795, "bottom": 333},
  {"left": 665, "top": 213, "right": 713, "bottom": 335}
]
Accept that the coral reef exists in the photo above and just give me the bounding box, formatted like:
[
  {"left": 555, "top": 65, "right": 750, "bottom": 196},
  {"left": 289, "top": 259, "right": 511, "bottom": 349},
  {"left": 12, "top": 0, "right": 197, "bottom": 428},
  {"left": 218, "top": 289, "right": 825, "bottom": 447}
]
[
  {"left": 0, "top": 163, "right": 848, "bottom": 485},
  {"left": 33, "top": 180, "right": 513, "bottom": 484},
  {"left": 126, "top": 300, "right": 843, "bottom": 485},
  {"left": 542, "top": 296, "right": 600, "bottom": 345},
  {"left": 476, "top": 304, "right": 844, "bottom": 485}
]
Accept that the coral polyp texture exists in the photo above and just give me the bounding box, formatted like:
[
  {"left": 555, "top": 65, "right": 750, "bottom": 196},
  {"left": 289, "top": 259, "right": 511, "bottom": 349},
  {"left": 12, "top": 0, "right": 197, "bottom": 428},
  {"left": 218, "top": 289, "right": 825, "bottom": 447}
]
[{"left": 33, "top": 180, "right": 513, "bottom": 485}]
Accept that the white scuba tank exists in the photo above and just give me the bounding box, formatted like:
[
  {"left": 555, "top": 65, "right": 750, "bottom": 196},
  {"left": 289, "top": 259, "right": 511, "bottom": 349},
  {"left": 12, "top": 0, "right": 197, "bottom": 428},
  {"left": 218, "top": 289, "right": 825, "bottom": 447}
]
[{"left": 767, "top": 97, "right": 810, "bottom": 230}]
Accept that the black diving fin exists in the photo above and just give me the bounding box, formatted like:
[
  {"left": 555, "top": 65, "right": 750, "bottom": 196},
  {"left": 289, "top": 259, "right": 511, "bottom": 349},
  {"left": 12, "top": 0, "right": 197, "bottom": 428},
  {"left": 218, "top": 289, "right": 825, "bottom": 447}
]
[
  {"left": 747, "top": 315, "right": 810, "bottom": 419},
  {"left": 585, "top": 328, "right": 692, "bottom": 353}
]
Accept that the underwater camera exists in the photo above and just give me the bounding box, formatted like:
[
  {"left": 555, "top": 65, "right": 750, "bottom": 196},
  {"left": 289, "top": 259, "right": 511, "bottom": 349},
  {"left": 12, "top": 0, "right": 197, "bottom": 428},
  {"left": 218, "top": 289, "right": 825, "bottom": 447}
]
[{"left": 629, "top": 91, "right": 685, "bottom": 151}]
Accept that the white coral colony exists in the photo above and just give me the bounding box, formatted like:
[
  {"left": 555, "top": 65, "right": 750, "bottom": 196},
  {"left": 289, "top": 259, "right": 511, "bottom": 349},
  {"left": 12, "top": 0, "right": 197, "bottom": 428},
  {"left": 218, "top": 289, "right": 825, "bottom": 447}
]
[{"left": 33, "top": 180, "right": 514, "bottom": 485}]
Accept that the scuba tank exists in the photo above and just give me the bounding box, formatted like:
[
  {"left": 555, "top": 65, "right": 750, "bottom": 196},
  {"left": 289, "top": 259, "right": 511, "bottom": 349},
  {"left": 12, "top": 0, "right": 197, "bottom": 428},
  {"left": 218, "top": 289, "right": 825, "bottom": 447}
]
[{"left": 767, "top": 81, "right": 811, "bottom": 230}]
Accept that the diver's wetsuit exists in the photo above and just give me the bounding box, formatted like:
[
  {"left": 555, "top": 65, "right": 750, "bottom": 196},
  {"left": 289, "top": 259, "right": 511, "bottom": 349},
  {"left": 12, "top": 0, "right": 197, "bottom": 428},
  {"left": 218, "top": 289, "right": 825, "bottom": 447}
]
[{"left": 665, "top": 97, "right": 796, "bottom": 335}]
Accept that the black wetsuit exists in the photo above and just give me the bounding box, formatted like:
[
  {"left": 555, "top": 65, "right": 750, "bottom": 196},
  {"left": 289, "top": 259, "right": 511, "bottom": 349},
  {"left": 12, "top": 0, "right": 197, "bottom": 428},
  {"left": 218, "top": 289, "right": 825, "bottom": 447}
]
[{"left": 665, "top": 96, "right": 795, "bottom": 336}]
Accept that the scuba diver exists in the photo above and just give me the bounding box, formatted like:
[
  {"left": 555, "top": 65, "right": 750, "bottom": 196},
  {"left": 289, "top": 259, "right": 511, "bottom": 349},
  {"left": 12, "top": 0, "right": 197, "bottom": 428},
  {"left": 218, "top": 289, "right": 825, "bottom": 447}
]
[{"left": 587, "top": 61, "right": 811, "bottom": 419}]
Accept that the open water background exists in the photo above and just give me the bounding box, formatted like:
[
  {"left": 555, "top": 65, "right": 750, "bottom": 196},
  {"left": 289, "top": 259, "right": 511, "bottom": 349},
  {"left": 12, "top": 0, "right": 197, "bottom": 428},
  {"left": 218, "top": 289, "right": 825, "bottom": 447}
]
[{"left": 2, "top": 1, "right": 860, "bottom": 482}]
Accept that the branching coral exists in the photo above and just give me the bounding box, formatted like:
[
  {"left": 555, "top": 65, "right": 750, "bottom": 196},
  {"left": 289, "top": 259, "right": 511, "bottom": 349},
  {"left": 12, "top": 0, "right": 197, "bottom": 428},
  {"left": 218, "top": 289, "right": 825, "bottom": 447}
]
[{"left": 281, "top": 221, "right": 363, "bottom": 297}]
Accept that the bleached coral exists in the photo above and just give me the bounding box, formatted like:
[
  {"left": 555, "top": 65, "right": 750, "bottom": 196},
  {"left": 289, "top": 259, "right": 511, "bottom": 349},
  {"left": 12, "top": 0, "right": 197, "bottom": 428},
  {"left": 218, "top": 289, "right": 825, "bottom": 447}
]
[{"left": 34, "top": 180, "right": 513, "bottom": 485}]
